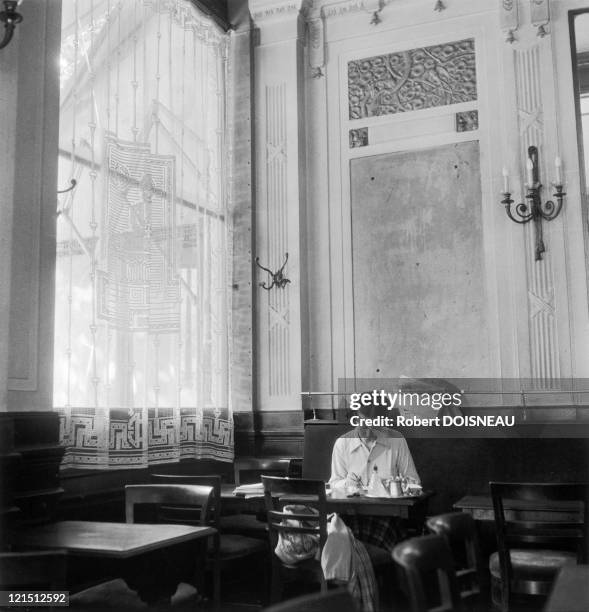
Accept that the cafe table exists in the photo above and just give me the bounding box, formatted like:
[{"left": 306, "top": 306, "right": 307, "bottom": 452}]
[
  {"left": 221, "top": 484, "right": 433, "bottom": 524},
  {"left": 11, "top": 520, "right": 218, "bottom": 606},
  {"left": 454, "top": 494, "right": 583, "bottom": 522},
  {"left": 544, "top": 565, "right": 589, "bottom": 612}
]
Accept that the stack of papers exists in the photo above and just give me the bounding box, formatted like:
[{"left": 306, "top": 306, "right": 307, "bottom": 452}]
[{"left": 233, "top": 482, "right": 265, "bottom": 497}]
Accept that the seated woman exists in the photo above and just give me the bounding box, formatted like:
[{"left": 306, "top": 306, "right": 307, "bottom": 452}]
[{"left": 329, "top": 399, "right": 420, "bottom": 553}]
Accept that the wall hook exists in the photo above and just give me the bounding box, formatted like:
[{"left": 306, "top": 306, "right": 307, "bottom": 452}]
[
  {"left": 255, "top": 253, "right": 291, "bottom": 290},
  {"left": 58, "top": 178, "right": 78, "bottom": 194}
]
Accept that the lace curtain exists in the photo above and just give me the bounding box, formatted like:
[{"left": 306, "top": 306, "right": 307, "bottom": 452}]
[{"left": 55, "top": 0, "right": 233, "bottom": 468}]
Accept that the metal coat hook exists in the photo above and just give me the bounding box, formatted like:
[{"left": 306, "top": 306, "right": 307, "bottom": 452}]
[
  {"left": 255, "top": 253, "right": 290, "bottom": 290},
  {"left": 57, "top": 178, "right": 77, "bottom": 194}
]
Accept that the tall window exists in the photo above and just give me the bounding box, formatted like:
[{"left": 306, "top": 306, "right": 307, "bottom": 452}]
[{"left": 55, "top": 0, "right": 233, "bottom": 468}]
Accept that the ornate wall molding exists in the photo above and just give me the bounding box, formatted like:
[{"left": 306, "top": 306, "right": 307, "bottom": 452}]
[
  {"left": 249, "top": 0, "right": 309, "bottom": 23},
  {"left": 500, "top": 0, "right": 519, "bottom": 43},
  {"left": 348, "top": 38, "right": 477, "bottom": 120},
  {"left": 307, "top": 17, "right": 325, "bottom": 76},
  {"left": 530, "top": 0, "right": 550, "bottom": 37},
  {"left": 319, "top": 0, "right": 387, "bottom": 20}
]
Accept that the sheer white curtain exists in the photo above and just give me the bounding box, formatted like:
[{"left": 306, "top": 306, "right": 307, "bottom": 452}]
[{"left": 55, "top": 0, "right": 233, "bottom": 468}]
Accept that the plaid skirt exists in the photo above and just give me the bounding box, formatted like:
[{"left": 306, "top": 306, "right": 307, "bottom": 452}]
[{"left": 342, "top": 515, "right": 406, "bottom": 553}]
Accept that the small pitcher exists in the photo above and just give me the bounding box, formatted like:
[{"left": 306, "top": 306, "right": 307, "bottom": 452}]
[{"left": 389, "top": 477, "right": 403, "bottom": 498}]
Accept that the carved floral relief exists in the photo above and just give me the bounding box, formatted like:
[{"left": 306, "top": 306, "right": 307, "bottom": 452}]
[{"left": 348, "top": 38, "right": 477, "bottom": 119}]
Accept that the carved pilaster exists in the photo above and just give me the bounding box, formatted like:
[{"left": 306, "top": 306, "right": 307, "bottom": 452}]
[
  {"left": 250, "top": 0, "right": 306, "bottom": 411},
  {"left": 513, "top": 42, "right": 560, "bottom": 385}
]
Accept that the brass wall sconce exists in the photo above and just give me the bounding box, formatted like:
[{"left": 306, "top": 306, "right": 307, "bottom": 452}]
[
  {"left": 500, "top": 146, "right": 565, "bottom": 261},
  {"left": 255, "top": 253, "right": 290, "bottom": 290},
  {"left": 0, "top": 0, "right": 23, "bottom": 50}
]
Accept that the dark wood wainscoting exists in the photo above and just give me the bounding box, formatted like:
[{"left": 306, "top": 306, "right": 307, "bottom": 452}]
[
  {"left": 0, "top": 412, "right": 65, "bottom": 533},
  {"left": 233, "top": 410, "right": 304, "bottom": 457}
]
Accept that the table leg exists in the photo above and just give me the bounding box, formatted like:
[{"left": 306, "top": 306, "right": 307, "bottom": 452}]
[{"left": 211, "top": 532, "right": 220, "bottom": 610}]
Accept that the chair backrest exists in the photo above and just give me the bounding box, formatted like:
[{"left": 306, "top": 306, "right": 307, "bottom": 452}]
[
  {"left": 0, "top": 551, "right": 67, "bottom": 590},
  {"left": 393, "top": 534, "right": 461, "bottom": 612},
  {"left": 234, "top": 457, "right": 291, "bottom": 485},
  {"left": 262, "top": 587, "right": 358, "bottom": 612},
  {"left": 426, "top": 511, "right": 482, "bottom": 600},
  {"left": 490, "top": 482, "right": 589, "bottom": 565},
  {"left": 150, "top": 473, "right": 222, "bottom": 527},
  {"left": 261, "top": 476, "right": 328, "bottom": 553},
  {"left": 125, "top": 483, "right": 213, "bottom": 526},
  {"left": 303, "top": 423, "right": 352, "bottom": 480}
]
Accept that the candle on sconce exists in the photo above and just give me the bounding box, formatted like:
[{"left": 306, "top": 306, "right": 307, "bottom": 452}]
[
  {"left": 502, "top": 167, "right": 509, "bottom": 193},
  {"left": 555, "top": 156, "right": 563, "bottom": 185},
  {"left": 526, "top": 158, "right": 534, "bottom": 187}
]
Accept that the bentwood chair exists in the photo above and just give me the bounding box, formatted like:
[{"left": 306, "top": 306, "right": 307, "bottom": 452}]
[
  {"left": 426, "top": 512, "right": 484, "bottom": 604},
  {"left": 489, "top": 482, "right": 589, "bottom": 612},
  {"left": 262, "top": 476, "right": 329, "bottom": 603},
  {"left": 392, "top": 534, "right": 461, "bottom": 612},
  {"left": 150, "top": 473, "right": 269, "bottom": 602}
]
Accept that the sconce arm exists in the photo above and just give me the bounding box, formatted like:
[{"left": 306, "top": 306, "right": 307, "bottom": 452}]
[
  {"left": 0, "top": 1, "right": 23, "bottom": 51},
  {"left": 538, "top": 185, "right": 566, "bottom": 221},
  {"left": 502, "top": 193, "right": 533, "bottom": 225}
]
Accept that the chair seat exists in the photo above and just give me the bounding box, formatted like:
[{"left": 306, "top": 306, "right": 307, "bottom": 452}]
[
  {"left": 219, "top": 513, "right": 268, "bottom": 538},
  {"left": 363, "top": 542, "right": 393, "bottom": 568},
  {"left": 70, "top": 578, "right": 199, "bottom": 610},
  {"left": 210, "top": 533, "right": 268, "bottom": 561},
  {"left": 489, "top": 549, "right": 577, "bottom": 582}
]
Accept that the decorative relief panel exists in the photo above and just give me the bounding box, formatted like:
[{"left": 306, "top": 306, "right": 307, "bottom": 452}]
[
  {"left": 455, "top": 110, "right": 479, "bottom": 132},
  {"left": 349, "top": 128, "right": 369, "bottom": 148},
  {"left": 348, "top": 38, "right": 477, "bottom": 120}
]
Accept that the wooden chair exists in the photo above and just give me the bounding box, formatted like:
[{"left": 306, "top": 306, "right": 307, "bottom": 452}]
[
  {"left": 234, "top": 457, "right": 293, "bottom": 485},
  {"left": 150, "top": 473, "right": 268, "bottom": 603},
  {"left": 262, "top": 475, "right": 329, "bottom": 603},
  {"left": 262, "top": 587, "right": 358, "bottom": 612},
  {"left": 489, "top": 481, "right": 589, "bottom": 612},
  {"left": 426, "top": 511, "right": 484, "bottom": 603},
  {"left": 125, "top": 483, "right": 220, "bottom": 608},
  {"left": 392, "top": 534, "right": 461, "bottom": 612},
  {"left": 219, "top": 457, "right": 295, "bottom": 539}
]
